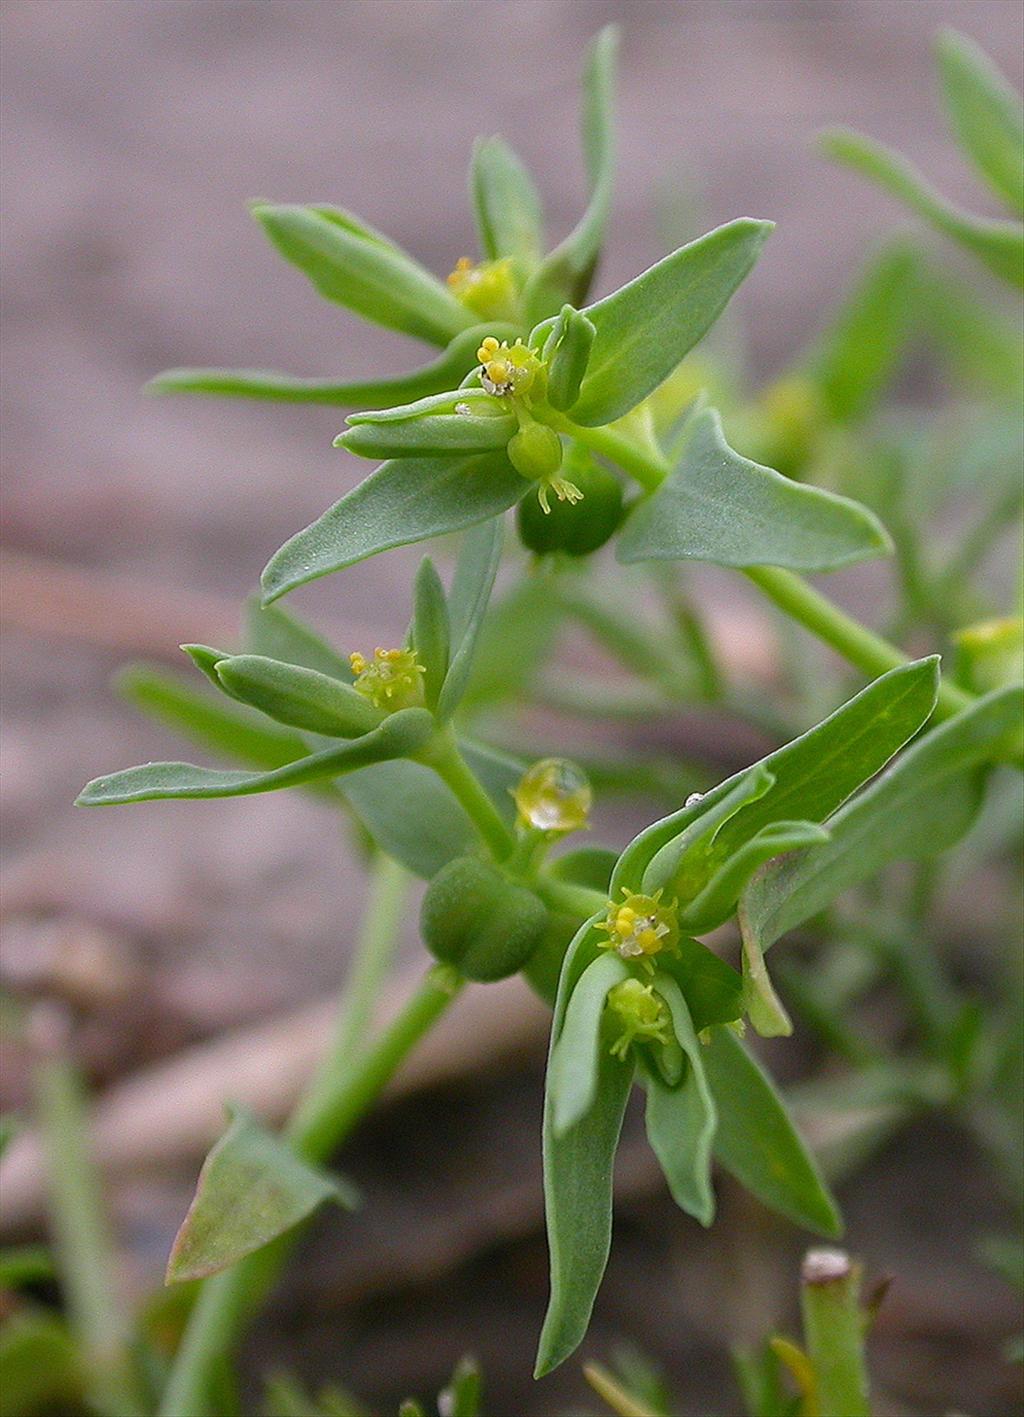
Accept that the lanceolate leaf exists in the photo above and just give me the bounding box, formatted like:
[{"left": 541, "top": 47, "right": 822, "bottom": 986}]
[
  {"left": 166, "top": 1108, "right": 358, "bottom": 1284},
  {"left": 570, "top": 221, "right": 774, "bottom": 426},
  {"left": 76, "top": 708, "right": 434, "bottom": 805},
  {"left": 411, "top": 558, "right": 450, "bottom": 710},
  {"left": 536, "top": 918, "right": 632, "bottom": 1377},
  {"left": 537, "top": 1022, "right": 632, "bottom": 1376},
  {"left": 808, "top": 241, "right": 919, "bottom": 424},
  {"left": 740, "top": 683, "right": 1023, "bottom": 959},
  {"left": 644, "top": 974, "right": 718, "bottom": 1225},
  {"left": 703, "top": 1027, "right": 841, "bottom": 1237},
  {"left": 252, "top": 203, "right": 476, "bottom": 344},
  {"left": 261, "top": 452, "right": 525, "bottom": 603},
  {"left": 437, "top": 519, "right": 504, "bottom": 721},
  {"left": 616, "top": 658, "right": 940, "bottom": 899},
  {"left": 212, "top": 655, "right": 381, "bottom": 738},
  {"left": 116, "top": 666, "right": 315, "bottom": 775},
  {"left": 339, "top": 391, "right": 515, "bottom": 459},
  {"left": 525, "top": 26, "right": 619, "bottom": 323},
  {"left": 820, "top": 128, "right": 1024, "bottom": 288},
  {"left": 471, "top": 136, "right": 545, "bottom": 266},
  {"left": 677, "top": 820, "right": 830, "bottom": 937},
  {"left": 148, "top": 324, "right": 519, "bottom": 408},
  {"left": 936, "top": 27, "right": 1024, "bottom": 216},
  {"left": 549, "top": 953, "right": 630, "bottom": 1136},
  {"left": 617, "top": 407, "right": 892, "bottom": 572}
]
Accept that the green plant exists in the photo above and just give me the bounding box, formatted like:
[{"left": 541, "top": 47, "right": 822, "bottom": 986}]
[{"left": 3, "top": 22, "right": 1020, "bottom": 1417}]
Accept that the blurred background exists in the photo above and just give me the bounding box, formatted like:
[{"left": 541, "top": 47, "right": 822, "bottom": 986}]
[{"left": 2, "top": 2, "right": 1022, "bottom": 1414}]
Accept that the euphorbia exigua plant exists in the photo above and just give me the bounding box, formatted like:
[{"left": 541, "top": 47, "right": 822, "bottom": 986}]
[{"left": 40, "top": 22, "right": 1022, "bottom": 1416}]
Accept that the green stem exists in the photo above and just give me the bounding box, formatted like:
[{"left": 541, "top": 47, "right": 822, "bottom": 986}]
[
  {"left": 287, "top": 853, "right": 408, "bottom": 1145},
  {"left": 37, "top": 1055, "right": 145, "bottom": 1417},
  {"left": 800, "top": 1250, "right": 871, "bottom": 1417},
  {"left": 536, "top": 875, "right": 607, "bottom": 919},
  {"left": 424, "top": 729, "right": 516, "bottom": 860},
  {"left": 743, "top": 565, "right": 973, "bottom": 722},
  {"left": 547, "top": 412, "right": 668, "bottom": 491},
  {"left": 158, "top": 966, "right": 464, "bottom": 1417}
]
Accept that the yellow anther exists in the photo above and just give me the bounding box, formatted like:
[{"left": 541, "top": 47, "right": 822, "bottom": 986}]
[
  {"left": 349, "top": 646, "right": 425, "bottom": 712},
  {"left": 476, "top": 337, "right": 542, "bottom": 398}
]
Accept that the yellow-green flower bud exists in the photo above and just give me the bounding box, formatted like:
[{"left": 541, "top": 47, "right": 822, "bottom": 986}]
[
  {"left": 447, "top": 257, "right": 519, "bottom": 323},
  {"left": 953, "top": 616, "right": 1024, "bottom": 695},
  {"left": 349, "top": 647, "right": 425, "bottom": 712},
  {"left": 513, "top": 758, "right": 592, "bottom": 833},
  {"left": 606, "top": 978, "right": 672, "bottom": 1060},
  {"left": 597, "top": 887, "right": 680, "bottom": 972}
]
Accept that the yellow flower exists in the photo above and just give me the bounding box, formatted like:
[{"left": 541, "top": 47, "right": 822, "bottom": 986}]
[
  {"left": 476, "top": 336, "right": 542, "bottom": 398},
  {"left": 349, "top": 647, "right": 425, "bottom": 712},
  {"left": 597, "top": 887, "right": 680, "bottom": 972}
]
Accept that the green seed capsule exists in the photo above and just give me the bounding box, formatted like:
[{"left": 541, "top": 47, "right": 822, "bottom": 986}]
[
  {"left": 420, "top": 856, "right": 549, "bottom": 982},
  {"left": 507, "top": 421, "right": 563, "bottom": 480},
  {"left": 516, "top": 450, "right": 623, "bottom": 556}
]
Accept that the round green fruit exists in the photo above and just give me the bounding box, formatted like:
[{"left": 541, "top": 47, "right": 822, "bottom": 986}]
[
  {"left": 420, "top": 855, "right": 549, "bottom": 982},
  {"left": 517, "top": 452, "right": 623, "bottom": 556}
]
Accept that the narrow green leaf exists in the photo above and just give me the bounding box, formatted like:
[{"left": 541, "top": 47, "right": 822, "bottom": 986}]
[
  {"left": 619, "top": 658, "right": 940, "bottom": 902},
  {"left": 544, "top": 304, "right": 597, "bottom": 412},
  {"left": 411, "top": 558, "right": 450, "bottom": 709},
  {"left": 116, "top": 665, "right": 335, "bottom": 784},
  {"left": 808, "top": 242, "right": 919, "bottom": 423},
  {"left": 148, "top": 323, "right": 518, "bottom": 408},
  {"left": 261, "top": 452, "right": 524, "bottom": 603},
  {"left": 617, "top": 407, "right": 891, "bottom": 572},
  {"left": 339, "top": 390, "right": 515, "bottom": 459},
  {"left": 182, "top": 642, "right": 230, "bottom": 690},
  {"left": 213, "top": 656, "right": 382, "bottom": 737},
  {"left": 439, "top": 1356, "right": 483, "bottom": 1417},
  {"left": 820, "top": 127, "right": 1024, "bottom": 288},
  {"left": 243, "top": 598, "right": 353, "bottom": 680},
  {"left": 537, "top": 1027, "right": 632, "bottom": 1377},
  {"left": 570, "top": 220, "right": 773, "bottom": 426},
  {"left": 642, "top": 762, "right": 775, "bottom": 902},
  {"left": 549, "top": 845, "right": 618, "bottom": 894},
  {"left": 471, "top": 136, "right": 545, "bottom": 266},
  {"left": 740, "top": 683, "right": 1023, "bottom": 958},
  {"left": 912, "top": 264, "right": 1024, "bottom": 400},
  {"left": 76, "top": 708, "right": 434, "bottom": 805},
  {"left": 437, "top": 519, "right": 504, "bottom": 721},
  {"left": 166, "top": 1108, "right": 358, "bottom": 1284},
  {"left": 460, "top": 570, "right": 565, "bottom": 709},
  {"left": 549, "top": 953, "right": 630, "bottom": 1136},
  {"left": 252, "top": 203, "right": 475, "bottom": 344},
  {"left": 936, "top": 27, "right": 1024, "bottom": 215},
  {"left": 644, "top": 973, "right": 717, "bottom": 1224},
  {"left": 524, "top": 26, "right": 619, "bottom": 322},
  {"left": 678, "top": 820, "right": 830, "bottom": 937},
  {"left": 738, "top": 894, "right": 793, "bottom": 1041},
  {"left": 703, "top": 1027, "right": 841, "bottom": 1237},
  {"left": 536, "top": 917, "right": 632, "bottom": 1377}
]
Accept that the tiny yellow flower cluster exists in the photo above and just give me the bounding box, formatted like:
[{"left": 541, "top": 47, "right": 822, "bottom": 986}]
[
  {"left": 447, "top": 257, "right": 518, "bottom": 323},
  {"left": 476, "top": 336, "right": 543, "bottom": 398},
  {"left": 606, "top": 978, "right": 672, "bottom": 1060},
  {"left": 598, "top": 887, "right": 680, "bottom": 973},
  {"left": 349, "top": 647, "right": 425, "bottom": 712}
]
